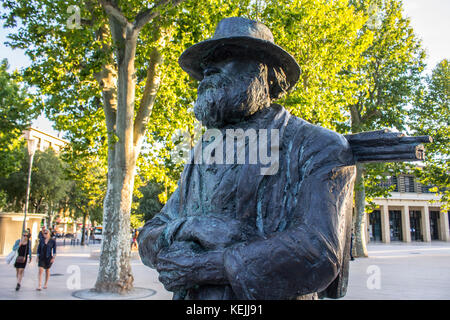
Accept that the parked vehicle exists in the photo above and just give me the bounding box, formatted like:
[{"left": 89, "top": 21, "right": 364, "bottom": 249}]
[{"left": 93, "top": 227, "right": 103, "bottom": 242}]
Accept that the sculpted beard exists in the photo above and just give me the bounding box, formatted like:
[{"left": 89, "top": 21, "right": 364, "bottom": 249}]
[{"left": 194, "top": 64, "right": 271, "bottom": 128}]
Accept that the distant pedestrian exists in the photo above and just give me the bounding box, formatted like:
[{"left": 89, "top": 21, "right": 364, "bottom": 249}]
[
  {"left": 36, "top": 229, "right": 56, "bottom": 290},
  {"left": 38, "top": 226, "right": 46, "bottom": 243},
  {"left": 350, "top": 229, "right": 355, "bottom": 261},
  {"left": 13, "top": 232, "right": 32, "bottom": 291},
  {"left": 76, "top": 229, "right": 82, "bottom": 244},
  {"left": 131, "top": 230, "right": 138, "bottom": 250}
]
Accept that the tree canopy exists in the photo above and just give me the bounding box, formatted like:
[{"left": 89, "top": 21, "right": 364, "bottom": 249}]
[
  {"left": 410, "top": 59, "right": 450, "bottom": 208},
  {"left": 0, "top": 58, "right": 36, "bottom": 179},
  {"left": 0, "top": 148, "right": 71, "bottom": 218}
]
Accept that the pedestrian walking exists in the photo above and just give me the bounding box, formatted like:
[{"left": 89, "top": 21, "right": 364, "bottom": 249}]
[
  {"left": 38, "top": 225, "right": 46, "bottom": 243},
  {"left": 350, "top": 228, "right": 355, "bottom": 261},
  {"left": 131, "top": 229, "right": 138, "bottom": 250},
  {"left": 36, "top": 229, "right": 56, "bottom": 290},
  {"left": 13, "top": 232, "right": 32, "bottom": 291}
]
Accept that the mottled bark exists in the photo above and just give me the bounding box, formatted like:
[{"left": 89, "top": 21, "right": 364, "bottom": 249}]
[
  {"left": 94, "top": 14, "right": 136, "bottom": 293},
  {"left": 353, "top": 164, "right": 368, "bottom": 257},
  {"left": 95, "top": 163, "right": 135, "bottom": 293},
  {"left": 93, "top": 0, "right": 175, "bottom": 294},
  {"left": 350, "top": 105, "right": 368, "bottom": 258}
]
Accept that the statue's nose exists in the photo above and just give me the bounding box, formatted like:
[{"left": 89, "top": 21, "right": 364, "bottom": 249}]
[{"left": 203, "top": 66, "right": 221, "bottom": 77}]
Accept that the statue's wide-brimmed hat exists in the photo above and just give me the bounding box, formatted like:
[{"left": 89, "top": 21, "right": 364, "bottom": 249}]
[{"left": 178, "top": 17, "right": 301, "bottom": 94}]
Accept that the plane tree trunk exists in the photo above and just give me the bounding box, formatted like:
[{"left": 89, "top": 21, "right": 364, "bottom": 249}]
[
  {"left": 350, "top": 105, "right": 369, "bottom": 258},
  {"left": 93, "top": 0, "right": 175, "bottom": 294}
]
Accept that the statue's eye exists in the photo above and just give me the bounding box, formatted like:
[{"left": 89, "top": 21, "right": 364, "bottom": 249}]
[{"left": 203, "top": 67, "right": 221, "bottom": 77}]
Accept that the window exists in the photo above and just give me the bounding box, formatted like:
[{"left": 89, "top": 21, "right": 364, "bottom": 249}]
[
  {"left": 404, "top": 176, "right": 415, "bottom": 193},
  {"left": 391, "top": 176, "right": 398, "bottom": 191},
  {"left": 389, "top": 210, "right": 403, "bottom": 241}
]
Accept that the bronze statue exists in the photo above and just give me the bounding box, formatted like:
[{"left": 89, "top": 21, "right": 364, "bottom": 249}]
[{"left": 138, "top": 17, "right": 430, "bottom": 300}]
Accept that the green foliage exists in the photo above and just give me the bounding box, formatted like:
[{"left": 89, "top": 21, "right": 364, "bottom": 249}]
[
  {"left": 1, "top": 0, "right": 110, "bottom": 159},
  {"left": 2, "top": 0, "right": 441, "bottom": 218},
  {"left": 133, "top": 179, "right": 164, "bottom": 222},
  {"left": 0, "top": 0, "right": 255, "bottom": 205},
  {"left": 62, "top": 151, "right": 107, "bottom": 224},
  {"left": 410, "top": 59, "right": 450, "bottom": 208},
  {"left": 0, "top": 148, "right": 70, "bottom": 214},
  {"left": 253, "top": 0, "right": 373, "bottom": 131},
  {"left": 135, "top": 0, "right": 255, "bottom": 197},
  {"left": 348, "top": 0, "right": 426, "bottom": 216},
  {"left": 0, "top": 58, "right": 36, "bottom": 178},
  {"left": 363, "top": 162, "right": 407, "bottom": 209},
  {"left": 349, "top": 0, "right": 425, "bottom": 132},
  {"left": 130, "top": 213, "right": 144, "bottom": 229},
  {"left": 0, "top": 189, "right": 7, "bottom": 210}
]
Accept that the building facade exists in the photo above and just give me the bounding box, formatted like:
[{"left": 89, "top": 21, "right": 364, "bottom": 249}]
[
  {"left": 366, "top": 174, "right": 450, "bottom": 243},
  {"left": 22, "top": 127, "right": 68, "bottom": 153}
]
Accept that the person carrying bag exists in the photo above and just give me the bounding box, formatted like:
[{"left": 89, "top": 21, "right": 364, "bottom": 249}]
[
  {"left": 5, "top": 248, "right": 18, "bottom": 265},
  {"left": 12, "top": 233, "right": 32, "bottom": 291}
]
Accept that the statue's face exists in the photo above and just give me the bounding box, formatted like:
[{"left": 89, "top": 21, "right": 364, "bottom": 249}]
[{"left": 194, "top": 58, "right": 271, "bottom": 128}]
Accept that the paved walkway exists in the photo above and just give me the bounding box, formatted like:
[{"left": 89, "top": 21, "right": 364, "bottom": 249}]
[
  {"left": 343, "top": 241, "right": 450, "bottom": 300},
  {"left": 0, "top": 243, "right": 173, "bottom": 300},
  {"left": 0, "top": 241, "right": 449, "bottom": 300}
]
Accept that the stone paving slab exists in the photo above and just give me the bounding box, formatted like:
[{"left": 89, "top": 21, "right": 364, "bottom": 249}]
[{"left": 1, "top": 241, "right": 449, "bottom": 300}]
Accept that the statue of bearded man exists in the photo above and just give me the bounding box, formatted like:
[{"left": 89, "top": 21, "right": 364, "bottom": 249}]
[{"left": 138, "top": 17, "right": 356, "bottom": 300}]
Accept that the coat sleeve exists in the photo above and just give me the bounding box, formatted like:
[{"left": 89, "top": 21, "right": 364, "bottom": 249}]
[
  {"left": 12, "top": 240, "right": 19, "bottom": 251},
  {"left": 138, "top": 187, "right": 187, "bottom": 269},
  {"left": 222, "top": 129, "right": 356, "bottom": 299},
  {"left": 37, "top": 241, "right": 41, "bottom": 257},
  {"left": 28, "top": 241, "right": 32, "bottom": 259}
]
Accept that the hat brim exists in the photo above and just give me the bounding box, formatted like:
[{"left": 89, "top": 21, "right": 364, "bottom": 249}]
[{"left": 178, "top": 36, "right": 301, "bottom": 93}]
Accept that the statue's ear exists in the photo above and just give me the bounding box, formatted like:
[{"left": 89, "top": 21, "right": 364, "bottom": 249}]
[{"left": 267, "top": 65, "right": 290, "bottom": 100}]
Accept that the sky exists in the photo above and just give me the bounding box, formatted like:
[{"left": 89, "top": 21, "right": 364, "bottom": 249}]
[{"left": 0, "top": 0, "right": 449, "bottom": 135}]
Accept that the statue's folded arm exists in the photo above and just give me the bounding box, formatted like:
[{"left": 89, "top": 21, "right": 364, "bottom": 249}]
[{"left": 221, "top": 136, "right": 356, "bottom": 299}]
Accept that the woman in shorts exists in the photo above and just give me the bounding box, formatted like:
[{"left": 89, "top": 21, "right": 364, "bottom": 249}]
[
  {"left": 13, "top": 232, "right": 32, "bottom": 291},
  {"left": 36, "top": 229, "right": 56, "bottom": 290}
]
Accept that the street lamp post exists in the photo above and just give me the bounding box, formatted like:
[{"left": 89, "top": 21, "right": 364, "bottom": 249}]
[{"left": 22, "top": 138, "right": 37, "bottom": 233}]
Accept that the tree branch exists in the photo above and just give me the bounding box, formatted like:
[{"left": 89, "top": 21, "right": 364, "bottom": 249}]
[
  {"left": 93, "top": 26, "right": 117, "bottom": 134},
  {"left": 133, "top": 0, "right": 185, "bottom": 31},
  {"left": 361, "top": 108, "right": 381, "bottom": 123},
  {"left": 350, "top": 104, "right": 362, "bottom": 132},
  {"left": 133, "top": 48, "right": 163, "bottom": 147},
  {"left": 99, "top": 0, "right": 130, "bottom": 27}
]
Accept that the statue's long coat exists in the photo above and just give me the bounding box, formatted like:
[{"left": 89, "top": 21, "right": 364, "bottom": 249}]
[{"left": 138, "top": 104, "right": 356, "bottom": 300}]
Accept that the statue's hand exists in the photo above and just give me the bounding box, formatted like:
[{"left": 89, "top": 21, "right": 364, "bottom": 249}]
[
  {"left": 176, "top": 216, "right": 241, "bottom": 250},
  {"left": 156, "top": 241, "right": 226, "bottom": 292}
]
